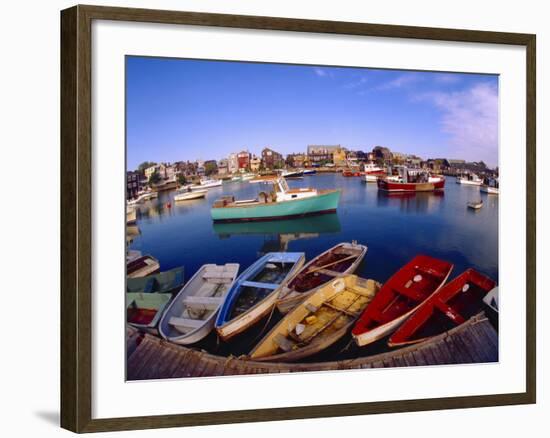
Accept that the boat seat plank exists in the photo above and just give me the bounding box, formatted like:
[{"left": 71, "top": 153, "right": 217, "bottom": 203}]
[
  {"left": 315, "top": 269, "right": 343, "bottom": 277},
  {"left": 414, "top": 266, "right": 445, "bottom": 279},
  {"left": 182, "top": 296, "right": 222, "bottom": 310},
  {"left": 305, "top": 303, "right": 319, "bottom": 313},
  {"left": 203, "top": 272, "right": 235, "bottom": 280},
  {"left": 392, "top": 285, "right": 423, "bottom": 301},
  {"left": 273, "top": 334, "right": 296, "bottom": 352},
  {"left": 322, "top": 301, "right": 360, "bottom": 317},
  {"left": 169, "top": 316, "right": 203, "bottom": 329},
  {"left": 434, "top": 299, "right": 466, "bottom": 324},
  {"left": 241, "top": 280, "right": 279, "bottom": 290}
]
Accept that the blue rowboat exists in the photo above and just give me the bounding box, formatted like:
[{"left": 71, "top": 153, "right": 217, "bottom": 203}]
[{"left": 215, "top": 252, "right": 305, "bottom": 341}]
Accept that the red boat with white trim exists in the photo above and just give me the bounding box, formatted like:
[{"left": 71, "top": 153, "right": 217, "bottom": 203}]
[
  {"left": 362, "top": 162, "right": 387, "bottom": 183},
  {"left": 351, "top": 255, "right": 453, "bottom": 347},
  {"left": 388, "top": 268, "right": 496, "bottom": 347},
  {"left": 377, "top": 167, "right": 445, "bottom": 192}
]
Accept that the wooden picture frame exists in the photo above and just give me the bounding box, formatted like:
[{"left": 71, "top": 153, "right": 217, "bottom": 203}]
[{"left": 60, "top": 4, "right": 536, "bottom": 433}]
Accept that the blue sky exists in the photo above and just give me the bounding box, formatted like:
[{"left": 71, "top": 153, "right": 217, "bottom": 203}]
[{"left": 126, "top": 57, "right": 498, "bottom": 170}]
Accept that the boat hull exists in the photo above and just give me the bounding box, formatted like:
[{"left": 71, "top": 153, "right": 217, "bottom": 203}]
[
  {"left": 480, "top": 185, "right": 499, "bottom": 194},
  {"left": 276, "top": 242, "right": 367, "bottom": 314},
  {"left": 377, "top": 178, "right": 445, "bottom": 193},
  {"left": 215, "top": 253, "right": 305, "bottom": 341},
  {"left": 174, "top": 190, "right": 207, "bottom": 201},
  {"left": 352, "top": 255, "right": 453, "bottom": 347},
  {"left": 211, "top": 190, "right": 341, "bottom": 222}
]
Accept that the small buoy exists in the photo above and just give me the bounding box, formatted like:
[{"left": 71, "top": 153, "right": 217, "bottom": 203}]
[
  {"left": 462, "top": 283, "right": 470, "bottom": 292},
  {"left": 167, "top": 203, "right": 171, "bottom": 208},
  {"left": 413, "top": 274, "right": 423, "bottom": 283}
]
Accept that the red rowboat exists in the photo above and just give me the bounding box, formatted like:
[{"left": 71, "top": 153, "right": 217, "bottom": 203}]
[
  {"left": 388, "top": 269, "right": 496, "bottom": 347},
  {"left": 352, "top": 255, "right": 453, "bottom": 347}
]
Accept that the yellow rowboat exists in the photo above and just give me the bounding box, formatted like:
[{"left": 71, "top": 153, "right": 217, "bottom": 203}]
[{"left": 249, "top": 275, "right": 380, "bottom": 362}]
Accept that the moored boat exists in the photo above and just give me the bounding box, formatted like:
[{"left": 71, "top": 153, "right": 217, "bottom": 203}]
[
  {"left": 276, "top": 242, "right": 367, "bottom": 314},
  {"left": 362, "top": 162, "right": 386, "bottom": 183},
  {"left": 280, "top": 169, "right": 304, "bottom": 179},
  {"left": 210, "top": 175, "right": 341, "bottom": 222},
  {"left": 127, "top": 255, "right": 160, "bottom": 279},
  {"left": 153, "top": 178, "right": 178, "bottom": 191},
  {"left": 352, "top": 255, "right": 453, "bottom": 347},
  {"left": 467, "top": 200, "right": 483, "bottom": 210},
  {"left": 481, "top": 177, "right": 499, "bottom": 195},
  {"left": 250, "top": 275, "right": 380, "bottom": 362},
  {"left": 456, "top": 173, "right": 483, "bottom": 186},
  {"left": 303, "top": 169, "right": 316, "bottom": 175},
  {"left": 127, "top": 292, "right": 172, "bottom": 334},
  {"left": 342, "top": 168, "right": 362, "bottom": 177},
  {"left": 127, "top": 266, "right": 185, "bottom": 294},
  {"left": 215, "top": 252, "right": 305, "bottom": 341},
  {"left": 377, "top": 167, "right": 445, "bottom": 193},
  {"left": 190, "top": 179, "right": 222, "bottom": 190},
  {"left": 159, "top": 263, "right": 240, "bottom": 344},
  {"left": 388, "top": 269, "right": 496, "bottom": 347},
  {"left": 174, "top": 189, "right": 208, "bottom": 201}
]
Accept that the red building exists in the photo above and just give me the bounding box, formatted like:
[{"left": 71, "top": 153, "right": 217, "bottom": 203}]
[{"left": 237, "top": 150, "right": 251, "bottom": 170}]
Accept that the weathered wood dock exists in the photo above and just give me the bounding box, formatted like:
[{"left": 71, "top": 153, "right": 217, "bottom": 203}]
[{"left": 127, "top": 313, "right": 497, "bottom": 380}]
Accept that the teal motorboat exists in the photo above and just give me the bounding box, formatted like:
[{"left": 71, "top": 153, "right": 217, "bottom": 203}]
[{"left": 210, "top": 176, "right": 340, "bottom": 222}]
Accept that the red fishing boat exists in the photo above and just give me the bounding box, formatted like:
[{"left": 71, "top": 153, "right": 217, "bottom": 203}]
[
  {"left": 388, "top": 269, "right": 496, "bottom": 347},
  {"left": 352, "top": 255, "right": 453, "bottom": 347},
  {"left": 377, "top": 167, "right": 445, "bottom": 192},
  {"left": 342, "top": 168, "right": 363, "bottom": 177}
]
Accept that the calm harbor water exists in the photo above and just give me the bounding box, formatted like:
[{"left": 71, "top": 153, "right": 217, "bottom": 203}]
[{"left": 128, "top": 174, "right": 498, "bottom": 359}]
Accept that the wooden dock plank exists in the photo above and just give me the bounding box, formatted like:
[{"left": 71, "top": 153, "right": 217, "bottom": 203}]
[{"left": 125, "top": 315, "right": 498, "bottom": 379}]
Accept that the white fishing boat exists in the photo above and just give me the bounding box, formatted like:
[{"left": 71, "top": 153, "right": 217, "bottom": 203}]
[
  {"left": 362, "top": 162, "right": 386, "bottom": 183},
  {"left": 190, "top": 179, "right": 222, "bottom": 190},
  {"left": 174, "top": 189, "right": 208, "bottom": 201},
  {"left": 280, "top": 169, "right": 304, "bottom": 179},
  {"left": 159, "top": 263, "right": 240, "bottom": 345},
  {"left": 456, "top": 173, "right": 483, "bottom": 186},
  {"left": 240, "top": 173, "right": 256, "bottom": 181},
  {"left": 481, "top": 178, "right": 499, "bottom": 195}
]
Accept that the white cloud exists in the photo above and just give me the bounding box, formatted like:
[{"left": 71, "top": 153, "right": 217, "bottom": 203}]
[
  {"left": 313, "top": 67, "right": 328, "bottom": 77},
  {"left": 344, "top": 75, "right": 368, "bottom": 89},
  {"left": 414, "top": 82, "right": 498, "bottom": 165},
  {"left": 375, "top": 72, "right": 422, "bottom": 90}
]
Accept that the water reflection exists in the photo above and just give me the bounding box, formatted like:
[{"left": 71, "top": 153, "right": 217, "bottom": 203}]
[
  {"left": 213, "top": 213, "right": 341, "bottom": 252},
  {"left": 376, "top": 191, "right": 444, "bottom": 214}
]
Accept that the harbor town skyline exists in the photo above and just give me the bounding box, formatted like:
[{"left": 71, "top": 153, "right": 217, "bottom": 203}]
[{"left": 126, "top": 57, "right": 499, "bottom": 170}]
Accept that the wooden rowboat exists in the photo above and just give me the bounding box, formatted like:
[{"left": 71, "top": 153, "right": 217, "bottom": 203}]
[
  {"left": 159, "top": 263, "right": 239, "bottom": 345},
  {"left": 127, "top": 292, "right": 172, "bottom": 334},
  {"left": 250, "top": 275, "right": 380, "bottom": 362},
  {"left": 352, "top": 255, "right": 453, "bottom": 347},
  {"left": 276, "top": 242, "right": 367, "bottom": 314},
  {"left": 127, "top": 255, "right": 160, "bottom": 279},
  {"left": 215, "top": 252, "right": 305, "bottom": 341},
  {"left": 388, "top": 269, "right": 496, "bottom": 347},
  {"left": 126, "top": 266, "right": 184, "bottom": 294}
]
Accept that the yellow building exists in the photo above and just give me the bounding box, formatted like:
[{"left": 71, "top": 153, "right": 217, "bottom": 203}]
[{"left": 332, "top": 147, "right": 347, "bottom": 166}]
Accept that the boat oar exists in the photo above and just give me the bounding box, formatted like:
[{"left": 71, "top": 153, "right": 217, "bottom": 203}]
[{"left": 305, "top": 254, "right": 357, "bottom": 275}]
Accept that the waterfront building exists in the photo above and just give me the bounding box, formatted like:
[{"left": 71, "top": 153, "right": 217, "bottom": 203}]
[
  {"left": 332, "top": 147, "right": 348, "bottom": 166},
  {"left": 126, "top": 171, "right": 142, "bottom": 199},
  {"left": 204, "top": 159, "right": 218, "bottom": 176},
  {"left": 217, "top": 159, "right": 229, "bottom": 176},
  {"left": 145, "top": 163, "right": 167, "bottom": 181},
  {"left": 250, "top": 155, "right": 262, "bottom": 172},
  {"left": 228, "top": 153, "right": 239, "bottom": 174},
  {"left": 261, "top": 147, "right": 284, "bottom": 169},
  {"left": 237, "top": 150, "right": 251, "bottom": 170},
  {"left": 307, "top": 145, "right": 342, "bottom": 164},
  {"left": 286, "top": 153, "right": 308, "bottom": 168}
]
